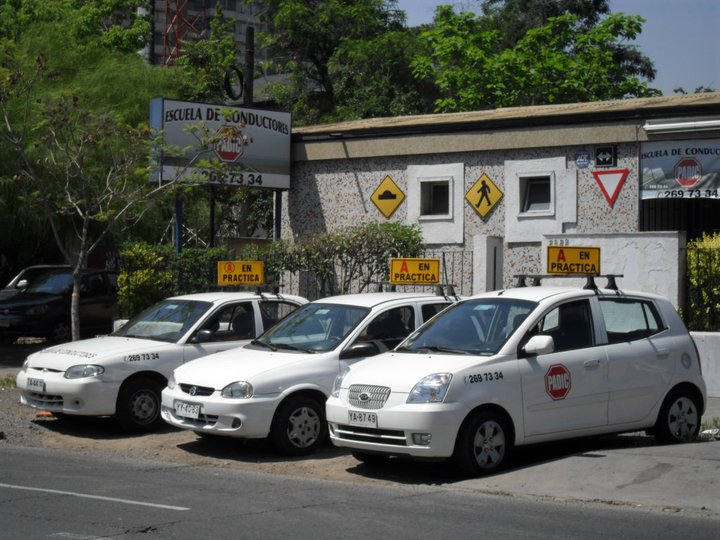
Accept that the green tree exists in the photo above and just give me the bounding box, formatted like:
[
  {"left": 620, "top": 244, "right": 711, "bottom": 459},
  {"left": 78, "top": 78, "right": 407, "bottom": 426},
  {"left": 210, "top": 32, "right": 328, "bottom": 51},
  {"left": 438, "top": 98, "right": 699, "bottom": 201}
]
[{"left": 412, "top": 7, "right": 659, "bottom": 111}]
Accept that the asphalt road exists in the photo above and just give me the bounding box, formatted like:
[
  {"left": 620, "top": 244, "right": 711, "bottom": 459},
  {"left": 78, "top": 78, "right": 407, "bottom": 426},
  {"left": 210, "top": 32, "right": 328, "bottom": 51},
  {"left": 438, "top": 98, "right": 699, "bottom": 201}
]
[{"left": 1, "top": 445, "right": 719, "bottom": 540}]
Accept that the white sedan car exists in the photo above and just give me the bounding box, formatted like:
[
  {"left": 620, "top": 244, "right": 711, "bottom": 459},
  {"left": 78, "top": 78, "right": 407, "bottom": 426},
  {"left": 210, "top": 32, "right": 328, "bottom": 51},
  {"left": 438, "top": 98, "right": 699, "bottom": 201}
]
[
  {"left": 326, "top": 284, "right": 708, "bottom": 475},
  {"left": 16, "top": 291, "right": 306, "bottom": 432},
  {"left": 161, "top": 292, "right": 458, "bottom": 455}
]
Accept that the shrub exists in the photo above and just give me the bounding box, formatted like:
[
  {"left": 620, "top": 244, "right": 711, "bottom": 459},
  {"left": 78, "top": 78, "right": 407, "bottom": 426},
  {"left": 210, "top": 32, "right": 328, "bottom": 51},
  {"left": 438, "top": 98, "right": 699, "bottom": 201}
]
[{"left": 685, "top": 233, "right": 720, "bottom": 331}]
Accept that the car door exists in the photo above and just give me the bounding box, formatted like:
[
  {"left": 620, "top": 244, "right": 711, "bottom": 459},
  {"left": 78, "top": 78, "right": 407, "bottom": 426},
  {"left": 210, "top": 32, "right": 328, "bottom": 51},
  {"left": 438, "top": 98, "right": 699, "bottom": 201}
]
[
  {"left": 519, "top": 299, "right": 609, "bottom": 438},
  {"left": 599, "top": 297, "right": 674, "bottom": 425}
]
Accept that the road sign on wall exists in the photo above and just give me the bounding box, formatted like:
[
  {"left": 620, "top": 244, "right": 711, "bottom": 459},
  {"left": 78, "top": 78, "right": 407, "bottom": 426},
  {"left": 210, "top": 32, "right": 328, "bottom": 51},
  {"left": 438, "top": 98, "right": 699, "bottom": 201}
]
[
  {"left": 371, "top": 176, "right": 405, "bottom": 218},
  {"left": 465, "top": 172, "right": 503, "bottom": 221}
]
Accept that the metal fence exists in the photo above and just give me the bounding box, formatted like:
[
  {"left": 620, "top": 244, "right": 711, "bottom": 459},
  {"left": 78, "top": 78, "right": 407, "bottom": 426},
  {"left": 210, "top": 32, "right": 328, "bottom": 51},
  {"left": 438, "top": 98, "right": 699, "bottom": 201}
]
[
  {"left": 278, "top": 250, "right": 474, "bottom": 301},
  {"left": 685, "top": 247, "right": 720, "bottom": 331}
]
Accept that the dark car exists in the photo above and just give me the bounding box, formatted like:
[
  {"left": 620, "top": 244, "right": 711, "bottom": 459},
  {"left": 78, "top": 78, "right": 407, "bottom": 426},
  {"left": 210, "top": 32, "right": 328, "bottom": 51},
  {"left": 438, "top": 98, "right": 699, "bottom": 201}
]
[
  {"left": 0, "top": 265, "right": 71, "bottom": 302},
  {"left": 0, "top": 268, "right": 119, "bottom": 343}
]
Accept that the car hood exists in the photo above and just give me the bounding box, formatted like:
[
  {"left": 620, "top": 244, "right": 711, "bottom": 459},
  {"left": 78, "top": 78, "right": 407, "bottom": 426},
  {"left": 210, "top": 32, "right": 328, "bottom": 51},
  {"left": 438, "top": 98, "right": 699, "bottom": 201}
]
[
  {"left": 343, "top": 352, "right": 490, "bottom": 392},
  {"left": 25, "top": 336, "right": 175, "bottom": 370},
  {"left": 173, "top": 347, "right": 326, "bottom": 387}
]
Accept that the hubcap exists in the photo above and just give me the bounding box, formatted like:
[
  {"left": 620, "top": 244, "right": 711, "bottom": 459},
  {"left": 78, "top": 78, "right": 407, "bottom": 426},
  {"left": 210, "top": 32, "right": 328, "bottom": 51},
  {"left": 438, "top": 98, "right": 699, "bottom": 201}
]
[
  {"left": 668, "top": 397, "right": 698, "bottom": 442},
  {"left": 131, "top": 391, "right": 158, "bottom": 424},
  {"left": 287, "top": 406, "right": 320, "bottom": 448},
  {"left": 472, "top": 420, "right": 506, "bottom": 469}
]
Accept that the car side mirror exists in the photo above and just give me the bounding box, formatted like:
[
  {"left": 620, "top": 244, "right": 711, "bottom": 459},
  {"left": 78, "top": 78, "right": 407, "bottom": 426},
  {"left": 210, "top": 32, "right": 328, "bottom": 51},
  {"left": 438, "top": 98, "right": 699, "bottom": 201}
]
[
  {"left": 16, "top": 279, "right": 28, "bottom": 289},
  {"left": 339, "top": 341, "right": 380, "bottom": 360},
  {"left": 523, "top": 335, "right": 554, "bottom": 356},
  {"left": 192, "top": 329, "right": 214, "bottom": 344}
]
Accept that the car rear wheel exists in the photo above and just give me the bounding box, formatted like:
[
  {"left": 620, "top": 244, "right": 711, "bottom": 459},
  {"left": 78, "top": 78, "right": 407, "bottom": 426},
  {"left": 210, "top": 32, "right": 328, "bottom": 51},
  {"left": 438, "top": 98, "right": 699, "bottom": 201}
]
[
  {"left": 115, "top": 377, "right": 163, "bottom": 433},
  {"left": 453, "top": 411, "right": 510, "bottom": 475},
  {"left": 654, "top": 389, "right": 701, "bottom": 444},
  {"left": 48, "top": 318, "right": 71, "bottom": 343},
  {"left": 270, "top": 396, "right": 326, "bottom": 456}
]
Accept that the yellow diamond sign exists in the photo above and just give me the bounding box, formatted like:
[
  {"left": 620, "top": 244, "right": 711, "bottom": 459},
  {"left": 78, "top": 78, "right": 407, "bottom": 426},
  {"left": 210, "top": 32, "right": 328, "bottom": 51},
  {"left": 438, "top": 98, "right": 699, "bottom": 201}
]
[
  {"left": 371, "top": 176, "right": 405, "bottom": 218},
  {"left": 466, "top": 172, "right": 503, "bottom": 221}
]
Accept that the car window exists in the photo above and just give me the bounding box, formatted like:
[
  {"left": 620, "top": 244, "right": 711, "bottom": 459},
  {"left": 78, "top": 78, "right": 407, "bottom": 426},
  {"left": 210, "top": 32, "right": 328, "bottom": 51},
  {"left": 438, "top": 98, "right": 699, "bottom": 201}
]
[
  {"left": 114, "top": 300, "right": 212, "bottom": 343},
  {"left": 421, "top": 302, "right": 451, "bottom": 322},
  {"left": 198, "top": 302, "right": 255, "bottom": 341},
  {"left": 27, "top": 271, "right": 73, "bottom": 294},
  {"left": 81, "top": 274, "right": 107, "bottom": 296},
  {"left": 255, "top": 303, "right": 370, "bottom": 353},
  {"left": 534, "top": 299, "right": 594, "bottom": 352},
  {"left": 401, "top": 299, "right": 537, "bottom": 355},
  {"left": 355, "top": 306, "right": 415, "bottom": 352},
  {"left": 600, "top": 298, "right": 665, "bottom": 342},
  {"left": 258, "top": 300, "right": 301, "bottom": 329}
]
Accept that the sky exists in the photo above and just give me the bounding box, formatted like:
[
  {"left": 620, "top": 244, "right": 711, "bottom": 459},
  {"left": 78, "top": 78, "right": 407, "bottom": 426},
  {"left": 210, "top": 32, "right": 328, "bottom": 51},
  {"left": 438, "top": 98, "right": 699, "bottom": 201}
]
[{"left": 395, "top": 0, "right": 720, "bottom": 96}]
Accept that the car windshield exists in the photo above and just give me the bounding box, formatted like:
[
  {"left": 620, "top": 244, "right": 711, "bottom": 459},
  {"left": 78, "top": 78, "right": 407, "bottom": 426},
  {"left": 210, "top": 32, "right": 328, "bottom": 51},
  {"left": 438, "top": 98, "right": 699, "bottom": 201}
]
[
  {"left": 26, "top": 271, "right": 73, "bottom": 295},
  {"left": 252, "top": 303, "right": 369, "bottom": 353},
  {"left": 113, "top": 299, "right": 211, "bottom": 343},
  {"left": 398, "top": 298, "right": 537, "bottom": 356}
]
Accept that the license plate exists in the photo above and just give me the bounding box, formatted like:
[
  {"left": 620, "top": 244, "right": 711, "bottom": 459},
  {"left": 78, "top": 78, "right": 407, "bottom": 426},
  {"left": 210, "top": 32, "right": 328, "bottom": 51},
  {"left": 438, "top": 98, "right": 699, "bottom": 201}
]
[
  {"left": 174, "top": 400, "right": 201, "bottom": 419},
  {"left": 348, "top": 410, "right": 377, "bottom": 428},
  {"left": 26, "top": 377, "right": 45, "bottom": 393}
]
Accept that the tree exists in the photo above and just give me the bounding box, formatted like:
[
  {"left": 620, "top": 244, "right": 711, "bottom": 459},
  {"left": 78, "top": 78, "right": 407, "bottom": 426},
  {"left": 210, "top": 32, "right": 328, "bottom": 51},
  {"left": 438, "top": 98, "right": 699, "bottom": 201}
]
[
  {"left": 412, "top": 6, "right": 660, "bottom": 111},
  {"left": 250, "top": 0, "right": 432, "bottom": 124},
  {"left": 0, "top": 1, "right": 182, "bottom": 340}
]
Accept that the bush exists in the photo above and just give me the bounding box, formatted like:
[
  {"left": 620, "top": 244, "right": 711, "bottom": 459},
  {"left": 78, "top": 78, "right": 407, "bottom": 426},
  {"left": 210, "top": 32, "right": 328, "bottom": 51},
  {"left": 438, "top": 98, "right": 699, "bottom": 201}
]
[{"left": 685, "top": 233, "right": 720, "bottom": 331}]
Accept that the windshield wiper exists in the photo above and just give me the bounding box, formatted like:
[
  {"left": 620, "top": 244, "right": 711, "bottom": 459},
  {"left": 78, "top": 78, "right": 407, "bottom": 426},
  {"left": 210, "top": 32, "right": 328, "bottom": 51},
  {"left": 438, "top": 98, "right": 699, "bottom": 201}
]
[
  {"left": 250, "top": 339, "right": 277, "bottom": 351},
  {"left": 272, "top": 343, "right": 315, "bottom": 353},
  {"left": 410, "top": 345, "right": 471, "bottom": 355}
]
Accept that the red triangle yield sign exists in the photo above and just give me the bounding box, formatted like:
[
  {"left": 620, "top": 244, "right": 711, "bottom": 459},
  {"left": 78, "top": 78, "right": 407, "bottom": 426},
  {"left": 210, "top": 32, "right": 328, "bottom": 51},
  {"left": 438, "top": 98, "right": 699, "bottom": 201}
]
[{"left": 592, "top": 169, "right": 629, "bottom": 207}]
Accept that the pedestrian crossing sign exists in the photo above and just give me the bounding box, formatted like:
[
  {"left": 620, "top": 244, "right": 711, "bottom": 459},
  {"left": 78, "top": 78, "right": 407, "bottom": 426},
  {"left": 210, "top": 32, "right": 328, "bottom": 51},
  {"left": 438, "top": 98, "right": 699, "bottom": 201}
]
[{"left": 466, "top": 173, "right": 503, "bottom": 221}]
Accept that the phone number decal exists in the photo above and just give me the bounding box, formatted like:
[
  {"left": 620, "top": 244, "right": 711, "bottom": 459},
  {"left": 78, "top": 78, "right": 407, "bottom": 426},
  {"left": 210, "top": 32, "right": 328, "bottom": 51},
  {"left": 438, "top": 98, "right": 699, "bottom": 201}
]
[
  {"left": 658, "top": 189, "right": 719, "bottom": 198},
  {"left": 464, "top": 371, "right": 504, "bottom": 384},
  {"left": 125, "top": 353, "right": 160, "bottom": 362}
]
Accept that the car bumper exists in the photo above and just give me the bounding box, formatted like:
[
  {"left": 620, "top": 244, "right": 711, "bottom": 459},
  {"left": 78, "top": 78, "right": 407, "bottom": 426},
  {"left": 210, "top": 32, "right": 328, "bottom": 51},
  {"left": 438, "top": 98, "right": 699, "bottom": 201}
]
[
  {"left": 16, "top": 369, "right": 120, "bottom": 416},
  {"left": 325, "top": 395, "right": 466, "bottom": 459},
  {"left": 160, "top": 387, "right": 279, "bottom": 439}
]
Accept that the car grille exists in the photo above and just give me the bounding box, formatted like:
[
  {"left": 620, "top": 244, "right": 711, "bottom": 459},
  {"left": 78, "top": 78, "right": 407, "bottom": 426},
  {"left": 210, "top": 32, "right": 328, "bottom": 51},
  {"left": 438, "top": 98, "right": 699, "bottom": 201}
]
[
  {"left": 173, "top": 412, "right": 219, "bottom": 427},
  {"left": 334, "top": 425, "right": 407, "bottom": 446},
  {"left": 179, "top": 383, "right": 215, "bottom": 397},
  {"left": 347, "top": 384, "right": 390, "bottom": 409},
  {"left": 24, "top": 391, "right": 63, "bottom": 408}
]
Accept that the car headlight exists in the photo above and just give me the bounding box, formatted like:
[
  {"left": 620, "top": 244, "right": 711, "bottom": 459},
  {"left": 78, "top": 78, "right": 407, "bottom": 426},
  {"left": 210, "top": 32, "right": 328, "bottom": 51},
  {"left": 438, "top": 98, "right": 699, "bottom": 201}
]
[
  {"left": 221, "top": 381, "right": 253, "bottom": 399},
  {"left": 332, "top": 366, "right": 350, "bottom": 398},
  {"left": 26, "top": 305, "right": 48, "bottom": 315},
  {"left": 407, "top": 373, "right": 452, "bottom": 403},
  {"left": 64, "top": 364, "right": 105, "bottom": 379},
  {"left": 166, "top": 372, "right": 176, "bottom": 390}
]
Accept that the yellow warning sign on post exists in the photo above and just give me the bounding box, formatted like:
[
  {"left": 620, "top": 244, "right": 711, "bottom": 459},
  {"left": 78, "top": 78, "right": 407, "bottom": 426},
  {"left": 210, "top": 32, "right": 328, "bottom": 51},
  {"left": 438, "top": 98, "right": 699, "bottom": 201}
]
[
  {"left": 371, "top": 176, "right": 405, "bottom": 218},
  {"left": 217, "top": 260, "right": 265, "bottom": 286},
  {"left": 547, "top": 247, "right": 601, "bottom": 275},
  {"left": 466, "top": 173, "right": 503, "bottom": 221},
  {"left": 390, "top": 258, "right": 440, "bottom": 285}
]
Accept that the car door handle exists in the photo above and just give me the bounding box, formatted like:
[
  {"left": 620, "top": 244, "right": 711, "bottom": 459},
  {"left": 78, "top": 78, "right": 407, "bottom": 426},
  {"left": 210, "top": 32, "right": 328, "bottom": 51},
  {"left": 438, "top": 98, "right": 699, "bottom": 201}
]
[
  {"left": 655, "top": 347, "right": 670, "bottom": 357},
  {"left": 584, "top": 359, "right": 602, "bottom": 369}
]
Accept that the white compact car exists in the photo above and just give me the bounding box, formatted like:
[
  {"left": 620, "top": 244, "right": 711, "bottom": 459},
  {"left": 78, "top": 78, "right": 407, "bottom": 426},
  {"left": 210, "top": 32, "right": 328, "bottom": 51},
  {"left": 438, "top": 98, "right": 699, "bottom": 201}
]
[
  {"left": 16, "top": 291, "right": 306, "bottom": 431},
  {"left": 161, "top": 291, "right": 458, "bottom": 455},
  {"left": 326, "top": 283, "right": 708, "bottom": 475}
]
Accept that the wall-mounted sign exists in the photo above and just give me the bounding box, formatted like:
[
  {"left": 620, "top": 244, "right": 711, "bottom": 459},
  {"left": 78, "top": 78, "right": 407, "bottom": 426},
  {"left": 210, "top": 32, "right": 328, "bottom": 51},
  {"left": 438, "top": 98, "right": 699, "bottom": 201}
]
[
  {"left": 465, "top": 172, "right": 503, "bottom": 221},
  {"left": 389, "top": 258, "right": 440, "bottom": 285},
  {"left": 217, "top": 260, "right": 265, "bottom": 286},
  {"left": 640, "top": 139, "right": 720, "bottom": 199},
  {"left": 592, "top": 169, "right": 628, "bottom": 207},
  {"left": 574, "top": 150, "right": 591, "bottom": 169},
  {"left": 150, "top": 98, "right": 291, "bottom": 189},
  {"left": 371, "top": 176, "right": 405, "bottom": 218},
  {"left": 595, "top": 145, "right": 617, "bottom": 168},
  {"left": 547, "top": 246, "right": 600, "bottom": 275}
]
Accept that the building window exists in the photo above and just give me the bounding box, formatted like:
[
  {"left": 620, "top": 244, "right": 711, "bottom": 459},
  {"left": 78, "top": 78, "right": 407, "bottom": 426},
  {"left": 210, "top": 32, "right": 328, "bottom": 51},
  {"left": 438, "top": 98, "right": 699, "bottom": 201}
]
[
  {"left": 519, "top": 174, "right": 554, "bottom": 216},
  {"left": 420, "top": 178, "right": 451, "bottom": 217}
]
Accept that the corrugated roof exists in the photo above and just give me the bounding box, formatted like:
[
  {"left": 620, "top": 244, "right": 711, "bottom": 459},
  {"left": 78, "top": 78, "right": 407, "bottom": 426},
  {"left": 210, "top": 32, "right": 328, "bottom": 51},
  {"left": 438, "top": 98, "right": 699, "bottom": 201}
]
[{"left": 292, "top": 93, "right": 720, "bottom": 138}]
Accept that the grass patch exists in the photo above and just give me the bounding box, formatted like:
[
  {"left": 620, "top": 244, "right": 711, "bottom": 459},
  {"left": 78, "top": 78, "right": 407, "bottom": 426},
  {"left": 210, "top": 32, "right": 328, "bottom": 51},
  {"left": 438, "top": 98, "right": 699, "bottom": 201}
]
[
  {"left": 702, "top": 416, "right": 720, "bottom": 431},
  {"left": 0, "top": 374, "right": 16, "bottom": 389}
]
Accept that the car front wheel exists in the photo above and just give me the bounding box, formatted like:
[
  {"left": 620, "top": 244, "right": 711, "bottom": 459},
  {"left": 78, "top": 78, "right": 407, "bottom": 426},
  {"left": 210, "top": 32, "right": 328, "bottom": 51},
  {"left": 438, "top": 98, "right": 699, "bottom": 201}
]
[
  {"left": 453, "top": 411, "right": 510, "bottom": 475},
  {"left": 115, "top": 378, "right": 163, "bottom": 433},
  {"left": 270, "top": 396, "right": 326, "bottom": 456},
  {"left": 654, "top": 389, "right": 701, "bottom": 444}
]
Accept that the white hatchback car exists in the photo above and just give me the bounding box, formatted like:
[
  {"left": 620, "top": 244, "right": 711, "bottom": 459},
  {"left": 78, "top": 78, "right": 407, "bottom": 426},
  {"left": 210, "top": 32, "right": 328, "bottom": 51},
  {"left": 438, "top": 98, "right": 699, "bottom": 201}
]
[
  {"left": 161, "top": 291, "right": 458, "bottom": 455},
  {"left": 326, "top": 283, "right": 708, "bottom": 475},
  {"left": 16, "top": 291, "right": 306, "bottom": 431}
]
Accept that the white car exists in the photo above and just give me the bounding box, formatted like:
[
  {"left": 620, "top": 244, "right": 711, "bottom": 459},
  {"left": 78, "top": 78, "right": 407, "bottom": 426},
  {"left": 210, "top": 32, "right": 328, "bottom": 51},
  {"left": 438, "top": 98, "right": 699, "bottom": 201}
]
[
  {"left": 326, "top": 283, "right": 708, "bottom": 475},
  {"left": 161, "top": 291, "right": 458, "bottom": 455},
  {"left": 15, "top": 291, "right": 306, "bottom": 431}
]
